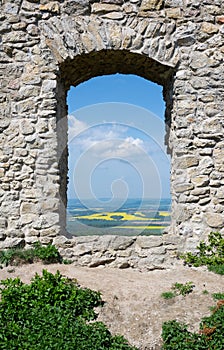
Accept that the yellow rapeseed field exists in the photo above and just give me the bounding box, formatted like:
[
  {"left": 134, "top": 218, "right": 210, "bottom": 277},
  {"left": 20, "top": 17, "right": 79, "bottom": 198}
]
[
  {"left": 158, "top": 211, "right": 170, "bottom": 217},
  {"left": 75, "top": 212, "right": 150, "bottom": 221},
  {"left": 75, "top": 212, "right": 163, "bottom": 221},
  {"left": 116, "top": 226, "right": 166, "bottom": 230}
]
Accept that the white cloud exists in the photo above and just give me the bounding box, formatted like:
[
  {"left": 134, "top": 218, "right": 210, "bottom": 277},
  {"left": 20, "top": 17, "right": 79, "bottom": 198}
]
[
  {"left": 91, "top": 137, "right": 146, "bottom": 160},
  {"left": 68, "top": 116, "right": 149, "bottom": 160},
  {"left": 68, "top": 116, "right": 171, "bottom": 199},
  {"left": 68, "top": 115, "right": 88, "bottom": 140}
]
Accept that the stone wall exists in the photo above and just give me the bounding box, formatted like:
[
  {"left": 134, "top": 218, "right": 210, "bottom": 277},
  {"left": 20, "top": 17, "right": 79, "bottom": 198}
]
[
  {"left": 0, "top": 0, "right": 224, "bottom": 263},
  {"left": 54, "top": 234, "right": 181, "bottom": 271}
]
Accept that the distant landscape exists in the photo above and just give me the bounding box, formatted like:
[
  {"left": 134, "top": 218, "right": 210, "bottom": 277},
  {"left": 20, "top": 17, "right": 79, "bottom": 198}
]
[{"left": 67, "top": 198, "right": 171, "bottom": 236}]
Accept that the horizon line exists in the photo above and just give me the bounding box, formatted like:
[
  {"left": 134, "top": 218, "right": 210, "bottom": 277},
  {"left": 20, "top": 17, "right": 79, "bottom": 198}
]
[{"left": 68, "top": 197, "right": 171, "bottom": 200}]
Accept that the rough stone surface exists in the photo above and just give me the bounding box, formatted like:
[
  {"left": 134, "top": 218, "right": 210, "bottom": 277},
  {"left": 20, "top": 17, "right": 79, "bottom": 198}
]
[
  {"left": 54, "top": 235, "right": 178, "bottom": 270},
  {"left": 140, "top": 0, "right": 164, "bottom": 11},
  {"left": 0, "top": 0, "right": 224, "bottom": 265}
]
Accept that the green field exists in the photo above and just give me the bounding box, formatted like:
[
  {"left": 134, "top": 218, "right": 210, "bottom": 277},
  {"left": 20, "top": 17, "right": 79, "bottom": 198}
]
[{"left": 67, "top": 210, "right": 171, "bottom": 236}]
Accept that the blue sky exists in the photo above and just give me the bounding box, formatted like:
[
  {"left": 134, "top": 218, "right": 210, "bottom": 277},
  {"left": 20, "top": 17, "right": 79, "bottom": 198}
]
[{"left": 67, "top": 74, "right": 170, "bottom": 201}]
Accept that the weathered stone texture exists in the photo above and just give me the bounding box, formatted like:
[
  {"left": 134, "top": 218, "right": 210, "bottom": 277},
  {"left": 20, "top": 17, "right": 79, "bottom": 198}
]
[
  {"left": 55, "top": 235, "right": 178, "bottom": 270},
  {"left": 0, "top": 0, "right": 223, "bottom": 264}
]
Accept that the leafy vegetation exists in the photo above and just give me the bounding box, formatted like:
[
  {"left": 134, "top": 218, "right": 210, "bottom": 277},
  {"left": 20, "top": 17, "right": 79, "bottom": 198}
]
[
  {"left": 162, "top": 296, "right": 224, "bottom": 350},
  {"left": 0, "top": 242, "right": 63, "bottom": 267},
  {"left": 172, "top": 281, "right": 195, "bottom": 296},
  {"left": 181, "top": 232, "right": 224, "bottom": 275},
  {"left": 202, "top": 290, "right": 209, "bottom": 295},
  {"left": 161, "top": 281, "right": 194, "bottom": 299},
  {"left": 161, "top": 232, "right": 224, "bottom": 348},
  {"left": 0, "top": 270, "right": 137, "bottom": 350},
  {"left": 212, "top": 292, "right": 224, "bottom": 300},
  {"left": 161, "top": 291, "right": 176, "bottom": 299}
]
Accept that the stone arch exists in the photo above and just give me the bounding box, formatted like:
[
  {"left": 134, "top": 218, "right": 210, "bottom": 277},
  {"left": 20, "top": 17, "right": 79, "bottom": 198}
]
[{"left": 0, "top": 1, "right": 223, "bottom": 266}]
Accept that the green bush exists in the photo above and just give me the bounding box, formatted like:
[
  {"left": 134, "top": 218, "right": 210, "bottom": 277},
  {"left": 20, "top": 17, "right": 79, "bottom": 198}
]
[
  {"left": 161, "top": 281, "right": 194, "bottom": 299},
  {"left": 162, "top": 320, "right": 207, "bottom": 350},
  {"left": 172, "top": 281, "right": 194, "bottom": 296},
  {"left": 212, "top": 292, "right": 224, "bottom": 300},
  {"left": 161, "top": 297, "right": 224, "bottom": 350},
  {"left": 32, "top": 242, "right": 62, "bottom": 264},
  {"left": 161, "top": 291, "right": 176, "bottom": 299},
  {"left": 0, "top": 270, "right": 137, "bottom": 350},
  {"left": 162, "top": 232, "right": 224, "bottom": 349},
  {"left": 0, "top": 242, "right": 62, "bottom": 267},
  {"left": 181, "top": 232, "right": 224, "bottom": 275}
]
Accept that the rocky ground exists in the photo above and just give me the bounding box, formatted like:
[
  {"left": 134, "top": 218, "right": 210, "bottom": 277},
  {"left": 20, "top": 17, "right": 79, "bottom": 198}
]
[{"left": 0, "top": 262, "right": 223, "bottom": 350}]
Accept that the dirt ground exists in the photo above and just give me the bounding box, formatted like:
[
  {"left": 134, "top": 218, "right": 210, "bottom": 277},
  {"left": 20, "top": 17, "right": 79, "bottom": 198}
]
[{"left": 0, "top": 262, "right": 223, "bottom": 349}]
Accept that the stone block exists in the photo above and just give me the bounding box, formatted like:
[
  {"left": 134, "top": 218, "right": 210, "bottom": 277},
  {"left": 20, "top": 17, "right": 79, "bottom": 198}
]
[
  {"left": 20, "top": 202, "right": 38, "bottom": 215},
  {"left": 199, "top": 157, "right": 214, "bottom": 171},
  {"left": 78, "top": 255, "right": 92, "bottom": 266},
  {"left": 123, "top": 3, "right": 137, "bottom": 14},
  {"left": 39, "top": 2, "right": 60, "bottom": 14},
  {"left": 191, "top": 187, "right": 209, "bottom": 196},
  {"left": 201, "top": 118, "right": 223, "bottom": 134},
  {"left": 41, "top": 79, "right": 57, "bottom": 93},
  {"left": 149, "top": 246, "right": 167, "bottom": 255},
  {"left": 163, "top": 234, "right": 183, "bottom": 246},
  {"left": 137, "top": 256, "right": 165, "bottom": 270},
  {"left": 72, "top": 244, "right": 93, "bottom": 256},
  {"left": 136, "top": 236, "right": 163, "bottom": 249},
  {"left": 118, "top": 261, "right": 130, "bottom": 269},
  {"left": 199, "top": 198, "right": 210, "bottom": 205},
  {"left": 59, "top": 248, "right": 75, "bottom": 259},
  {"left": 53, "top": 235, "right": 72, "bottom": 247},
  {"left": 102, "top": 12, "right": 124, "bottom": 20},
  {"left": 24, "top": 228, "right": 40, "bottom": 237},
  {"left": 216, "top": 16, "right": 224, "bottom": 24},
  {"left": 174, "top": 206, "right": 192, "bottom": 222},
  {"left": 175, "top": 183, "right": 194, "bottom": 193},
  {"left": 40, "top": 227, "right": 58, "bottom": 237},
  {"left": 176, "top": 156, "right": 199, "bottom": 169},
  {"left": 62, "top": 0, "right": 90, "bottom": 15},
  {"left": 25, "top": 236, "right": 39, "bottom": 244},
  {"left": 165, "top": 8, "right": 181, "bottom": 18},
  {"left": 91, "top": 3, "right": 120, "bottom": 13},
  {"left": 109, "top": 236, "right": 136, "bottom": 250},
  {"left": 41, "top": 198, "right": 59, "bottom": 211},
  {"left": 190, "top": 52, "right": 210, "bottom": 69},
  {"left": 1, "top": 238, "right": 25, "bottom": 249},
  {"left": 94, "top": 235, "right": 115, "bottom": 251},
  {"left": 201, "top": 22, "right": 219, "bottom": 34},
  {"left": 191, "top": 175, "right": 209, "bottom": 187},
  {"left": 205, "top": 213, "right": 224, "bottom": 228},
  {"left": 20, "top": 119, "right": 35, "bottom": 135},
  {"left": 116, "top": 248, "right": 133, "bottom": 257},
  {"left": 81, "top": 34, "right": 96, "bottom": 52},
  {"left": 33, "top": 213, "right": 59, "bottom": 229},
  {"left": 20, "top": 214, "right": 39, "bottom": 225},
  {"left": 39, "top": 237, "right": 53, "bottom": 245},
  {"left": 216, "top": 188, "right": 224, "bottom": 199},
  {"left": 140, "top": 0, "right": 164, "bottom": 11},
  {"left": 89, "top": 256, "right": 116, "bottom": 268}
]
